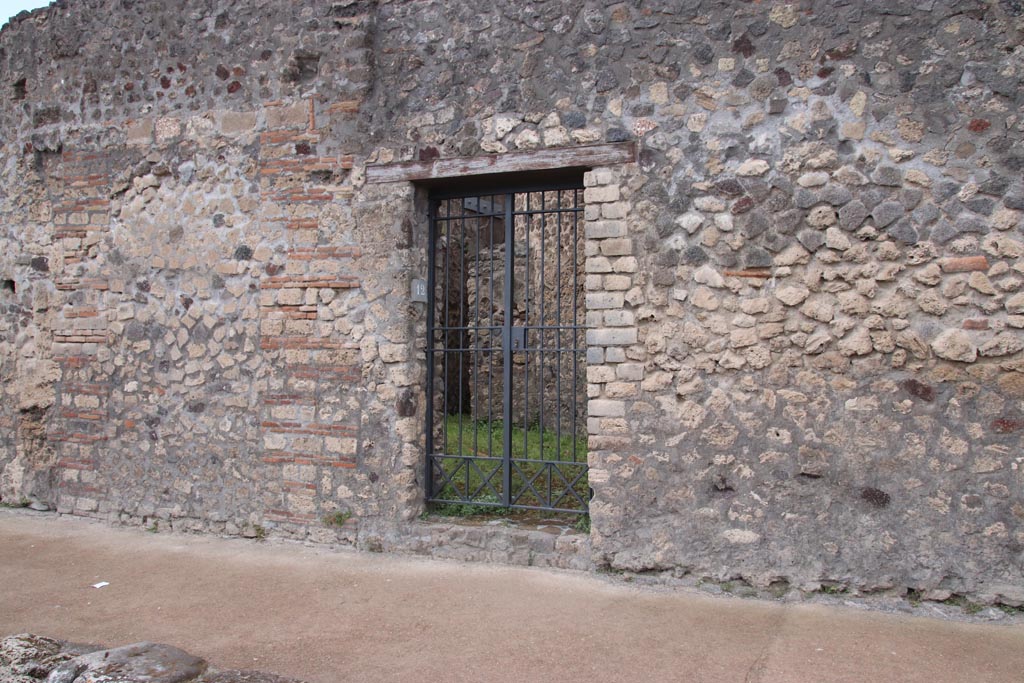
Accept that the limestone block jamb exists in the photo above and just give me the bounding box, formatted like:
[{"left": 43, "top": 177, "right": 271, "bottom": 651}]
[{"left": 582, "top": 167, "right": 639, "bottom": 536}]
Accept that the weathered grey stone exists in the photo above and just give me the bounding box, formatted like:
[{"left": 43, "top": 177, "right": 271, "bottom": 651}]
[
  {"left": 911, "top": 202, "right": 940, "bottom": 226},
  {"left": 794, "top": 188, "right": 819, "bottom": 209},
  {"left": 819, "top": 184, "right": 853, "bottom": 206},
  {"left": 930, "top": 177, "right": 959, "bottom": 199},
  {"left": 1004, "top": 189, "right": 1024, "bottom": 211},
  {"left": 770, "top": 209, "right": 802, "bottom": 235},
  {"left": 796, "top": 229, "right": 825, "bottom": 252},
  {"left": 860, "top": 188, "right": 889, "bottom": 210},
  {"left": 930, "top": 220, "right": 960, "bottom": 244},
  {"left": 871, "top": 201, "right": 905, "bottom": 228},
  {"left": 900, "top": 188, "right": 923, "bottom": 210},
  {"left": 978, "top": 175, "right": 1011, "bottom": 197},
  {"left": 955, "top": 215, "right": 987, "bottom": 235},
  {"left": 981, "top": 584, "right": 1024, "bottom": 608},
  {"left": 681, "top": 245, "right": 710, "bottom": 265},
  {"left": 871, "top": 166, "right": 903, "bottom": 186},
  {"left": 838, "top": 200, "right": 869, "bottom": 231},
  {"left": 742, "top": 247, "right": 773, "bottom": 268},
  {"left": 725, "top": 211, "right": 753, "bottom": 238},
  {"left": 888, "top": 218, "right": 920, "bottom": 245},
  {"left": 965, "top": 197, "right": 995, "bottom": 216}
]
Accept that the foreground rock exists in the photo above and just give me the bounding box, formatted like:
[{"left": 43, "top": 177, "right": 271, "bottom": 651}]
[
  {"left": 0, "top": 635, "right": 303, "bottom": 683},
  {"left": 46, "top": 642, "right": 206, "bottom": 683},
  {"left": 0, "top": 635, "right": 99, "bottom": 682}
]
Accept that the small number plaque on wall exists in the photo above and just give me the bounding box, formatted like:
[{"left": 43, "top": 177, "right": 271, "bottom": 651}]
[{"left": 411, "top": 278, "right": 428, "bottom": 303}]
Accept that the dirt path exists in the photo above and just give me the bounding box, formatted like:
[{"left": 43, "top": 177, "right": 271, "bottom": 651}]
[{"left": 1, "top": 510, "right": 1021, "bottom": 682}]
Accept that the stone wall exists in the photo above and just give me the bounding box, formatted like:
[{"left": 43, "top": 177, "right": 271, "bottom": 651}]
[{"left": 1, "top": 0, "right": 1022, "bottom": 604}]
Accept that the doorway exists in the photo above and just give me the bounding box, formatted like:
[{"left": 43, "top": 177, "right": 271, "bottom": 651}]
[{"left": 425, "top": 183, "right": 588, "bottom": 514}]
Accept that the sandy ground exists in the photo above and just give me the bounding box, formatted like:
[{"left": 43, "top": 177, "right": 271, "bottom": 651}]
[{"left": 1, "top": 509, "right": 1022, "bottom": 682}]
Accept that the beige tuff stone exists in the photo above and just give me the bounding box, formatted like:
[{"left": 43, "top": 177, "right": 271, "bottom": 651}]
[
  {"left": 736, "top": 159, "right": 770, "bottom": 176},
  {"left": 775, "top": 285, "right": 811, "bottom": 306},
  {"left": 693, "top": 265, "right": 725, "bottom": 288},
  {"left": 992, "top": 209, "right": 1021, "bottom": 232},
  {"left": 931, "top": 329, "right": 977, "bottom": 362},
  {"left": 769, "top": 4, "right": 800, "bottom": 28},
  {"left": 979, "top": 333, "right": 1024, "bottom": 357},
  {"left": 808, "top": 206, "right": 838, "bottom": 228},
  {"left": 691, "top": 286, "right": 721, "bottom": 311},
  {"left": 824, "top": 227, "right": 850, "bottom": 250},
  {"left": 800, "top": 298, "right": 835, "bottom": 323},
  {"left": 837, "top": 327, "right": 873, "bottom": 356},
  {"left": 916, "top": 290, "right": 949, "bottom": 316},
  {"left": 968, "top": 272, "right": 997, "bottom": 296},
  {"left": 797, "top": 172, "right": 829, "bottom": 187},
  {"left": 839, "top": 121, "right": 866, "bottom": 141}
]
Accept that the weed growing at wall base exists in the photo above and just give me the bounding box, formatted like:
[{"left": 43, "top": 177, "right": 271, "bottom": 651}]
[{"left": 322, "top": 510, "right": 352, "bottom": 527}]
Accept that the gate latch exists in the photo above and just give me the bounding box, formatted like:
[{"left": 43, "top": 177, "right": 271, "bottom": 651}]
[{"left": 509, "top": 326, "right": 527, "bottom": 350}]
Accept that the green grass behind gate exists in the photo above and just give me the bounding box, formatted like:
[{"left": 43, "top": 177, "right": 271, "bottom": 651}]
[{"left": 431, "top": 415, "right": 589, "bottom": 515}]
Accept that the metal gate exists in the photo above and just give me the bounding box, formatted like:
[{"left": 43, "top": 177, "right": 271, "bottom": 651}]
[{"left": 425, "top": 183, "right": 588, "bottom": 514}]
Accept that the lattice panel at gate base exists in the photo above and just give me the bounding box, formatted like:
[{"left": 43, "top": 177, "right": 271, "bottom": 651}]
[{"left": 426, "top": 186, "right": 589, "bottom": 514}]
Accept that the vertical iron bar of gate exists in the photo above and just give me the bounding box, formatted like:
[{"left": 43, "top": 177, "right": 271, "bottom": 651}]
[
  {"left": 457, "top": 206, "right": 465, "bottom": 470},
  {"left": 473, "top": 200, "right": 480, "bottom": 465},
  {"left": 572, "top": 189, "right": 579, "bottom": 465},
  {"left": 522, "top": 192, "right": 530, "bottom": 495},
  {"left": 555, "top": 190, "right": 563, "bottom": 463},
  {"left": 442, "top": 200, "right": 451, "bottom": 470},
  {"left": 539, "top": 192, "right": 546, "bottom": 488},
  {"left": 424, "top": 199, "right": 437, "bottom": 502},
  {"left": 488, "top": 201, "right": 496, "bottom": 469},
  {"left": 501, "top": 192, "right": 514, "bottom": 507}
]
